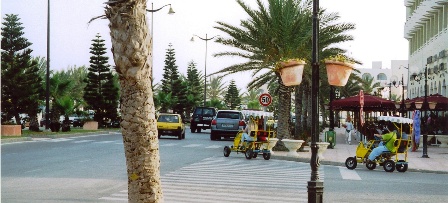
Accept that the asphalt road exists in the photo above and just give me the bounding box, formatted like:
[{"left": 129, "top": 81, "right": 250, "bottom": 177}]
[{"left": 2, "top": 129, "right": 448, "bottom": 202}]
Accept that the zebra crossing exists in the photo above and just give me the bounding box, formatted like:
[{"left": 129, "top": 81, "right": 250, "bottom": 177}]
[{"left": 99, "top": 156, "right": 322, "bottom": 202}]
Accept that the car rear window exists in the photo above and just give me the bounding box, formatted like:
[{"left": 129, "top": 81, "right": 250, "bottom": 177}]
[
  {"left": 194, "top": 108, "right": 215, "bottom": 116},
  {"left": 158, "top": 115, "right": 179, "bottom": 123},
  {"left": 217, "top": 112, "right": 240, "bottom": 119}
]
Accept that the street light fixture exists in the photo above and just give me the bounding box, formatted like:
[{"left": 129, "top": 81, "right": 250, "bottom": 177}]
[
  {"left": 146, "top": 3, "right": 175, "bottom": 86},
  {"left": 411, "top": 64, "right": 433, "bottom": 158},
  {"left": 391, "top": 74, "right": 406, "bottom": 117},
  {"left": 190, "top": 34, "right": 219, "bottom": 106}
]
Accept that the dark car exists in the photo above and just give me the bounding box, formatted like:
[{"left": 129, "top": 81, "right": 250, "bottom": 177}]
[
  {"left": 210, "top": 110, "right": 246, "bottom": 140},
  {"left": 190, "top": 107, "right": 217, "bottom": 133},
  {"left": 73, "top": 118, "right": 84, "bottom": 127}
]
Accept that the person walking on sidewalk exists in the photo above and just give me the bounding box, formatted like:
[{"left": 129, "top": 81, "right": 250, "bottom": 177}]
[{"left": 344, "top": 118, "right": 354, "bottom": 145}]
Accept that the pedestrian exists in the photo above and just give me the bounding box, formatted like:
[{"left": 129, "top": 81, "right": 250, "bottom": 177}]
[{"left": 344, "top": 118, "right": 354, "bottom": 145}]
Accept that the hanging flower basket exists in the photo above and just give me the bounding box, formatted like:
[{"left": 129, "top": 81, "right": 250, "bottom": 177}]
[
  {"left": 325, "top": 60, "right": 353, "bottom": 86},
  {"left": 278, "top": 60, "right": 306, "bottom": 86}
]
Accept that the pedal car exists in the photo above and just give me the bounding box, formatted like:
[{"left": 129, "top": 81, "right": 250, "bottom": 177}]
[
  {"left": 223, "top": 115, "right": 275, "bottom": 160},
  {"left": 345, "top": 116, "right": 413, "bottom": 172}
]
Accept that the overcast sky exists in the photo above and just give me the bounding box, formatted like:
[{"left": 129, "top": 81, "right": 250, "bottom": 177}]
[{"left": 2, "top": 0, "right": 408, "bottom": 91}]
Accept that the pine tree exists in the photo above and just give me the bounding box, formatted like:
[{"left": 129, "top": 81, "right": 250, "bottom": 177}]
[
  {"left": 159, "top": 43, "right": 185, "bottom": 113},
  {"left": 83, "top": 34, "right": 119, "bottom": 127},
  {"left": 185, "top": 61, "right": 203, "bottom": 112},
  {"left": 224, "top": 80, "right": 241, "bottom": 109},
  {"left": 1, "top": 14, "right": 44, "bottom": 131}
]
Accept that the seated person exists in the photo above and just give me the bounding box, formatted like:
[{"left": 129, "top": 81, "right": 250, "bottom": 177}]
[
  {"left": 367, "top": 129, "right": 397, "bottom": 163},
  {"left": 240, "top": 121, "right": 257, "bottom": 144}
]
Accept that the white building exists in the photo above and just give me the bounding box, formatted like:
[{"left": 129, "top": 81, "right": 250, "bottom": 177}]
[
  {"left": 404, "top": 0, "right": 448, "bottom": 99},
  {"left": 357, "top": 60, "right": 409, "bottom": 101}
]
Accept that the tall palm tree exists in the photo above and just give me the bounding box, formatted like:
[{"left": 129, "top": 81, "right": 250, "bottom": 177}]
[
  {"left": 212, "top": 0, "right": 356, "bottom": 140},
  {"left": 104, "top": 0, "right": 162, "bottom": 202}
]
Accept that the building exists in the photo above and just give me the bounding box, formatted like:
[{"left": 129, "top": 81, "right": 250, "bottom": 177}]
[
  {"left": 357, "top": 60, "right": 409, "bottom": 101},
  {"left": 404, "top": 0, "right": 448, "bottom": 99}
]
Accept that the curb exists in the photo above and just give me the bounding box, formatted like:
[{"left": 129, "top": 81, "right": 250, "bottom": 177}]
[{"left": 271, "top": 154, "right": 448, "bottom": 174}]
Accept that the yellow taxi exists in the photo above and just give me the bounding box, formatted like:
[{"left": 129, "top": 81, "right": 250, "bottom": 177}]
[{"left": 157, "top": 113, "right": 185, "bottom": 140}]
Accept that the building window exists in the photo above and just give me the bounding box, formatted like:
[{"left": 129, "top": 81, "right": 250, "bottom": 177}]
[{"left": 377, "top": 73, "right": 387, "bottom": 80}]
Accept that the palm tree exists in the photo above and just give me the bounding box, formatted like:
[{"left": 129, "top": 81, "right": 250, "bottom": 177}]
[
  {"left": 207, "top": 76, "right": 227, "bottom": 101},
  {"left": 361, "top": 75, "right": 381, "bottom": 95},
  {"left": 212, "top": 0, "right": 356, "bottom": 140},
  {"left": 104, "top": 1, "right": 162, "bottom": 202}
]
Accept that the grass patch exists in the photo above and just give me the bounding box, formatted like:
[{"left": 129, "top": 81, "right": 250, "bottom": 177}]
[{"left": 2, "top": 128, "right": 121, "bottom": 139}]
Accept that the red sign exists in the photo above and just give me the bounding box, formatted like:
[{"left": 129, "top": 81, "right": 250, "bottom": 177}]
[
  {"left": 259, "top": 93, "right": 272, "bottom": 107},
  {"left": 359, "top": 90, "right": 364, "bottom": 107},
  {"left": 360, "top": 90, "right": 365, "bottom": 126}
]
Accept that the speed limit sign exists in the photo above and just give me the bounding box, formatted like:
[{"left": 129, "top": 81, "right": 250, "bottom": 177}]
[{"left": 259, "top": 93, "right": 272, "bottom": 107}]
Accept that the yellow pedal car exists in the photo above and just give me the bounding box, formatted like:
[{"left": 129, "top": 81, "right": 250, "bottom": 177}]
[
  {"left": 345, "top": 116, "right": 413, "bottom": 172},
  {"left": 223, "top": 115, "right": 275, "bottom": 160}
]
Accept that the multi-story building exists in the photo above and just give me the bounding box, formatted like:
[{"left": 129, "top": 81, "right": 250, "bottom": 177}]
[{"left": 404, "top": 0, "right": 448, "bottom": 99}]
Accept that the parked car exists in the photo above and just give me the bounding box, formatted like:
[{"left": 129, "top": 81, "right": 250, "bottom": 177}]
[
  {"left": 72, "top": 118, "right": 85, "bottom": 127},
  {"left": 190, "top": 107, "right": 217, "bottom": 133},
  {"left": 157, "top": 113, "right": 185, "bottom": 140},
  {"left": 210, "top": 110, "right": 246, "bottom": 140}
]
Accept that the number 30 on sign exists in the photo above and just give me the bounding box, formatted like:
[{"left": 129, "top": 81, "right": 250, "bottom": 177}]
[{"left": 259, "top": 93, "right": 272, "bottom": 107}]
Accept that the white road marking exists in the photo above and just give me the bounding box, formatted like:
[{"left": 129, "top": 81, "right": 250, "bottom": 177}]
[{"left": 339, "top": 166, "right": 361, "bottom": 180}]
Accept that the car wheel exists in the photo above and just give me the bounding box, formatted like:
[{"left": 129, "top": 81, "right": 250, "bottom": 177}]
[
  {"left": 197, "top": 128, "right": 201, "bottom": 133},
  {"left": 345, "top": 157, "right": 357, "bottom": 170},
  {"left": 223, "top": 146, "right": 231, "bottom": 157},
  {"left": 252, "top": 153, "right": 258, "bottom": 158},
  {"left": 210, "top": 132, "right": 216, "bottom": 140},
  {"left": 190, "top": 126, "right": 196, "bottom": 133},
  {"left": 158, "top": 134, "right": 161, "bottom": 139},
  {"left": 177, "top": 133, "right": 182, "bottom": 140},
  {"left": 182, "top": 131, "right": 185, "bottom": 139}
]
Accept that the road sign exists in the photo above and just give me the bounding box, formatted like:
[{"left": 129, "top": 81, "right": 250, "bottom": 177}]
[{"left": 259, "top": 93, "right": 272, "bottom": 107}]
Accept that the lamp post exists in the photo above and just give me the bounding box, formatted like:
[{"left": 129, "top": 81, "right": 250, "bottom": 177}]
[
  {"left": 391, "top": 74, "right": 406, "bottom": 117},
  {"left": 329, "top": 86, "right": 335, "bottom": 130},
  {"left": 146, "top": 3, "right": 175, "bottom": 86},
  {"left": 190, "top": 34, "right": 219, "bottom": 106},
  {"left": 46, "top": 0, "right": 50, "bottom": 130},
  {"left": 308, "top": 0, "right": 323, "bottom": 202},
  {"left": 412, "top": 64, "right": 430, "bottom": 158},
  {"left": 334, "top": 88, "right": 340, "bottom": 127}
]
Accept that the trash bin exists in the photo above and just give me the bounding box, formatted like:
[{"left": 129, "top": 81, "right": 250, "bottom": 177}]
[{"left": 325, "top": 130, "right": 336, "bottom": 149}]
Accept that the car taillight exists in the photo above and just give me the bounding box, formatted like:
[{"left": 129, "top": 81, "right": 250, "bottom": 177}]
[
  {"left": 239, "top": 120, "right": 245, "bottom": 126},
  {"left": 211, "top": 119, "right": 217, "bottom": 125}
]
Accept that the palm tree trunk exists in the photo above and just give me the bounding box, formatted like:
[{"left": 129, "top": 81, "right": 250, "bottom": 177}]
[
  {"left": 276, "top": 74, "right": 292, "bottom": 140},
  {"left": 105, "top": 1, "right": 163, "bottom": 202},
  {"left": 294, "top": 85, "right": 303, "bottom": 140}
]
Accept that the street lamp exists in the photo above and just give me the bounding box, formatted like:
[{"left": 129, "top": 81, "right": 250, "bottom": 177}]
[
  {"left": 146, "top": 3, "right": 175, "bottom": 86},
  {"left": 190, "top": 34, "right": 219, "bottom": 106},
  {"left": 411, "top": 64, "right": 434, "bottom": 158},
  {"left": 391, "top": 74, "right": 406, "bottom": 117},
  {"left": 46, "top": 0, "right": 50, "bottom": 130},
  {"left": 329, "top": 86, "right": 335, "bottom": 130},
  {"left": 308, "top": 0, "right": 323, "bottom": 202}
]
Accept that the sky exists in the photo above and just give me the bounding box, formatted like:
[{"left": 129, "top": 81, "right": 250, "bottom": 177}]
[{"left": 2, "top": 0, "right": 408, "bottom": 92}]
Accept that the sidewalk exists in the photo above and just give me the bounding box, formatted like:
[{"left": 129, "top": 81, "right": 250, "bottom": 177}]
[{"left": 271, "top": 127, "right": 448, "bottom": 174}]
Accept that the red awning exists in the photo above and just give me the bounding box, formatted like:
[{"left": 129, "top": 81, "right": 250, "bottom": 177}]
[{"left": 330, "top": 94, "right": 396, "bottom": 112}]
